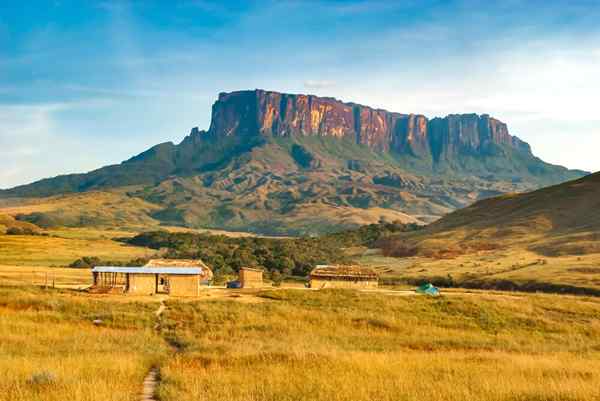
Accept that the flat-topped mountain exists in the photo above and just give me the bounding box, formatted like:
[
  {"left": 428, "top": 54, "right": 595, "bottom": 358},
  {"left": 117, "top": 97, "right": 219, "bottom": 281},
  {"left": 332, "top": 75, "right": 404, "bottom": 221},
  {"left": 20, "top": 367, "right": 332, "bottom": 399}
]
[
  {"left": 213, "top": 90, "right": 531, "bottom": 159},
  {"left": 0, "top": 90, "right": 587, "bottom": 235}
]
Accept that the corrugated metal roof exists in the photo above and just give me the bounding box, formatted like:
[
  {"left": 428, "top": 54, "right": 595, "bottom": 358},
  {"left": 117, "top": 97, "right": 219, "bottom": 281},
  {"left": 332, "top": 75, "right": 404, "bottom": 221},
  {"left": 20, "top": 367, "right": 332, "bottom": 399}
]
[{"left": 92, "top": 266, "right": 203, "bottom": 275}]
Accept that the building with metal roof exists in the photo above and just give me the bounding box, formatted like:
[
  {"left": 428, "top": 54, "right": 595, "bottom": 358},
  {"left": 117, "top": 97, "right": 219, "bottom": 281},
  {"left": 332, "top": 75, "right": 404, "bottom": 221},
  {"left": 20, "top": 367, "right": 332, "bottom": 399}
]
[{"left": 91, "top": 259, "right": 212, "bottom": 296}]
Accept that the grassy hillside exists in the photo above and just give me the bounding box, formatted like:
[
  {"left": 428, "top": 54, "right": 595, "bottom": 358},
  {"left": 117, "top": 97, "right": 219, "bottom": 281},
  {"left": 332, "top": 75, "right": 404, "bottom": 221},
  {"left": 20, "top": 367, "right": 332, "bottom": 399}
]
[
  {"left": 369, "top": 172, "right": 600, "bottom": 293},
  {"left": 0, "top": 213, "right": 40, "bottom": 234},
  {"left": 0, "top": 191, "right": 162, "bottom": 230},
  {"left": 0, "top": 131, "right": 586, "bottom": 235},
  {"left": 429, "top": 171, "right": 600, "bottom": 233},
  {"left": 385, "top": 171, "right": 600, "bottom": 255},
  {"left": 0, "top": 228, "right": 154, "bottom": 267}
]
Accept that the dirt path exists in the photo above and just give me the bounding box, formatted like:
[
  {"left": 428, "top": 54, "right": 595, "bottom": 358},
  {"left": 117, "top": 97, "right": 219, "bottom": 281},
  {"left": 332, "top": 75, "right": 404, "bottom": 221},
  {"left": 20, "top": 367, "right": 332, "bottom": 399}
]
[
  {"left": 140, "top": 368, "right": 160, "bottom": 401},
  {"left": 141, "top": 297, "right": 167, "bottom": 401},
  {"left": 153, "top": 297, "right": 166, "bottom": 330}
]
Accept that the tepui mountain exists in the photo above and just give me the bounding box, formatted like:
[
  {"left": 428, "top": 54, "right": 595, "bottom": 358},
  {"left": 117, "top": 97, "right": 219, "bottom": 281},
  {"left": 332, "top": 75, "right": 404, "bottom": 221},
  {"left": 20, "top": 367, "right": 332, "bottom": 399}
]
[{"left": 0, "top": 89, "right": 587, "bottom": 235}]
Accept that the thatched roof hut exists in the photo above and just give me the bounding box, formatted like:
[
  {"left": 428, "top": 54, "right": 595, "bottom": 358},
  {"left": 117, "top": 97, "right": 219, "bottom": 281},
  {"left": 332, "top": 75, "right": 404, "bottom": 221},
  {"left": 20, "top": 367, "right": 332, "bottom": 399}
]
[
  {"left": 309, "top": 264, "right": 378, "bottom": 289},
  {"left": 144, "top": 259, "right": 213, "bottom": 281},
  {"left": 310, "top": 264, "right": 378, "bottom": 280}
]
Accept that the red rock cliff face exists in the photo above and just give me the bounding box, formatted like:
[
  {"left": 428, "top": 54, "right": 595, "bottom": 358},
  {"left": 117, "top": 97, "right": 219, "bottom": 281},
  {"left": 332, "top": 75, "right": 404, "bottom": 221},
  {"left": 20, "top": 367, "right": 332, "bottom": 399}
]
[{"left": 209, "top": 90, "right": 531, "bottom": 160}]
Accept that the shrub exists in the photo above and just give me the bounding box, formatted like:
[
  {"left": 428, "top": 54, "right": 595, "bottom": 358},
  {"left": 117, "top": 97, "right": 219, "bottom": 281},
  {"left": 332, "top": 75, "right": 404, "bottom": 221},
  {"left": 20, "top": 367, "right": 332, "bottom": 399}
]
[
  {"left": 6, "top": 226, "right": 38, "bottom": 236},
  {"left": 27, "top": 371, "right": 57, "bottom": 386},
  {"left": 6, "top": 227, "right": 24, "bottom": 235},
  {"left": 69, "top": 256, "right": 149, "bottom": 269},
  {"left": 378, "top": 239, "right": 418, "bottom": 257}
]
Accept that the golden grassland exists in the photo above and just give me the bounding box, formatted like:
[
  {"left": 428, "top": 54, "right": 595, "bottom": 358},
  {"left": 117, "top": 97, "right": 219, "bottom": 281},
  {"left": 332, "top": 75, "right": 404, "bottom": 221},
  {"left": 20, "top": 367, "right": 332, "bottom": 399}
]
[
  {"left": 364, "top": 172, "right": 600, "bottom": 293},
  {"left": 359, "top": 248, "right": 600, "bottom": 292},
  {"left": 1, "top": 284, "right": 599, "bottom": 401},
  {"left": 0, "top": 190, "right": 161, "bottom": 230},
  {"left": 0, "top": 286, "right": 168, "bottom": 401},
  {"left": 0, "top": 265, "right": 91, "bottom": 289},
  {"left": 0, "top": 229, "right": 154, "bottom": 267},
  {"left": 157, "top": 289, "right": 600, "bottom": 401},
  {"left": 0, "top": 213, "right": 40, "bottom": 233},
  {"left": 0, "top": 224, "right": 276, "bottom": 268}
]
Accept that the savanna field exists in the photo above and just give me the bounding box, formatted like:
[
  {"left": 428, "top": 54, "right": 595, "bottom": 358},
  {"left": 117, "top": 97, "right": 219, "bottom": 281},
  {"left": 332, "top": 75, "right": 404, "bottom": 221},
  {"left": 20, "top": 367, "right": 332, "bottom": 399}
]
[
  {"left": 1, "top": 285, "right": 599, "bottom": 401},
  {"left": 4, "top": 2, "right": 600, "bottom": 401}
]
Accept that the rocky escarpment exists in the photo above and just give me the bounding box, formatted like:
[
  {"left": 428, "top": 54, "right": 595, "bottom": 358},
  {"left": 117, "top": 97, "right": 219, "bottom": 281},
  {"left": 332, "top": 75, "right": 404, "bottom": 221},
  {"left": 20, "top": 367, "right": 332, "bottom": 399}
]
[
  {"left": 0, "top": 89, "right": 587, "bottom": 235},
  {"left": 209, "top": 89, "right": 532, "bottom": 161}
]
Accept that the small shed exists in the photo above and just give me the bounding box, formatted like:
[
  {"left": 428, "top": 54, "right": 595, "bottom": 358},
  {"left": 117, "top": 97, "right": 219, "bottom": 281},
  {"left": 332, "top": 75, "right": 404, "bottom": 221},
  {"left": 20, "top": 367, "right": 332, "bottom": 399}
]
[
  {"left": 91, "top": 259, "right": 212, "bottom": 296},
  {"left": 239, "top": 267, "right": 264, "bottom": 288},
  {"left": 309, "top": 264, "right": 378, "bottom": 289}
]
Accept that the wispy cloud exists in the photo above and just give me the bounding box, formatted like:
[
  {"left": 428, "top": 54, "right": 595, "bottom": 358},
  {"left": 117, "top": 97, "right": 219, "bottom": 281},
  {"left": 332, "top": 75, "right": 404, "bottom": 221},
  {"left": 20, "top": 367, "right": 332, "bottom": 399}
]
[
  {"left": 304, "top": 80, "right": 336, "bottom": 90},
  {"left": 1, "top": 0, "right": 600, "bottom": 187}
]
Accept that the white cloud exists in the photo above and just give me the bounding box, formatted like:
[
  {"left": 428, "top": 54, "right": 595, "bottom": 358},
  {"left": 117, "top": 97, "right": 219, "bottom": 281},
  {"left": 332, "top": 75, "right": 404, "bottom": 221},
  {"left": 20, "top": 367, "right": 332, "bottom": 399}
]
[
  {"left": 0, "top": 102, "right": 134, "bottom": 188},
  {"left": 319, "top": 31, "right": 600, "bottom": 173},
  {"left": 2, "top": 0, "right": 599, "bottom": 189},
  {"left": 0, "top": 104, "right": 64, "bottom": 188},
  {"left": 304, "top": 80, "right": 337, "bottom": 90}
]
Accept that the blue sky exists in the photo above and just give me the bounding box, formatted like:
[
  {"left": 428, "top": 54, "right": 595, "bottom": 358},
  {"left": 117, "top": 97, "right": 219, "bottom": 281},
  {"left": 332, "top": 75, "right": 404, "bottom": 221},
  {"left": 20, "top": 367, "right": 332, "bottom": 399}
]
[{"left": 1, "top": 0, "right": 599, "bottom": 188}]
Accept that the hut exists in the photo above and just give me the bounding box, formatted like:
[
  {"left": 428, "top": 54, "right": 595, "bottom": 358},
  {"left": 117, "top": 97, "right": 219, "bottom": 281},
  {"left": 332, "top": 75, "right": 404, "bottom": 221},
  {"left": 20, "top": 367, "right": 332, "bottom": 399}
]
[
  {"left": 309, "top": 264, "right": 378, "bottom": 289},
  {"left": 239, "top": 267, "right": 264, "bottom": 288},
  {"left": 91, "top": 259, "right": 212, "bottom": 296}
]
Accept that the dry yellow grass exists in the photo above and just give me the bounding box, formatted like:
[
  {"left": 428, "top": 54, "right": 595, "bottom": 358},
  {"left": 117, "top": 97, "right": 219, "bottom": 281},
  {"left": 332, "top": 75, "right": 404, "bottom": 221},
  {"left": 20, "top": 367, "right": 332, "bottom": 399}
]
[
  {"left": 286, "top": 203, "right": 423, "bottom": 226},
  {"left": 158, "top": 289, "right": 600, "bottom": 401},
  {"left": 0, "top": 229, "right": 154, "bottom": 266},
  {"left": 366, "top": 172, "right": 600, "bottom": 293},
  {"left": 1, "top": 284, "right": 599, "bottom": 400},
  {"left": 0, "top": 213, "right": 39, "bottom": 234},
  {"left": 0, "top": 265, "right": 91, "bottom": 289},
  {"left": 0, "top": 190, "right": 161, "bottom": 230},
  {"left": 0, "top": 286, "right": 168, "bottom": 401},
  {"left": 359, "top": 248, "right": 600, "bottom": 292},
  {"left": 381, "top": 172, "right": 600, "bottom": 258}
]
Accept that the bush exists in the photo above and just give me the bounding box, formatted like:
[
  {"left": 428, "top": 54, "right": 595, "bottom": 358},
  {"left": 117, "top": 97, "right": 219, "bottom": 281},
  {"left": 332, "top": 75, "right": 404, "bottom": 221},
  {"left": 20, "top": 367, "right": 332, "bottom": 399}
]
[
  {"left": 6, "top": 226, "right": 38, "bottom": 236},
  {"left": 27, "top": 371, "right": 57, "bottom": 386},
  {"left": 378, "top": 239, "right": 418, "bottom": 257},
  {"left": 69, "top": 256, "right": 149, "bottom": 268},
  {"left": 69, "top": 256, "right": 102, "bottom": 268},
  {"left": 5, "top": 227, "right": 23, "bottom": 235}
]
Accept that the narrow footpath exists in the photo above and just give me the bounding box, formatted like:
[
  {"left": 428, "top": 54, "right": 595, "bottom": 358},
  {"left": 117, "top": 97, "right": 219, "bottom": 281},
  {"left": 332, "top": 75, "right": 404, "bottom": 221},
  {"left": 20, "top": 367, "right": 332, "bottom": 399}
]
[
  {"left": 140, "top": 368, "right": 160, "bottom": 401},
  {"left": 140, "top": 297, "right": 167, "bottom": 401}
]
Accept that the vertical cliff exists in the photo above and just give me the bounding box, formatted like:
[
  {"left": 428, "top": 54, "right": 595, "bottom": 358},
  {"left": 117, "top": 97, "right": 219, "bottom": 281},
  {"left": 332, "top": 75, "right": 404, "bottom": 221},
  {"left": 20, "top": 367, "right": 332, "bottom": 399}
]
[
  {"left": 0, "top": 88, "right": 585, "bottom": 204},
  {"left": 209, "top": 89, "right": 533, "bottom": 166}
]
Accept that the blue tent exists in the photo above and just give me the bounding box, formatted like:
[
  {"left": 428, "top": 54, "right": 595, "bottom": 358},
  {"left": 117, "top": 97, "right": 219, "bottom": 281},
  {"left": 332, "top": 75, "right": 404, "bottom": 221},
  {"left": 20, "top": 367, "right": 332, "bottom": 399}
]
[{"left": 415, "top": 283, "right": 440, "bottom": 296}]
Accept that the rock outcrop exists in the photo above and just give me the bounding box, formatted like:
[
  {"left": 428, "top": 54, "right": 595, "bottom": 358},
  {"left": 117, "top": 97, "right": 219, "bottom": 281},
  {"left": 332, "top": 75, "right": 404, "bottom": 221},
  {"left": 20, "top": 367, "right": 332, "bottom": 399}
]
[{"left": 210, "top": 89, "right": 533, "bottom": 162}]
